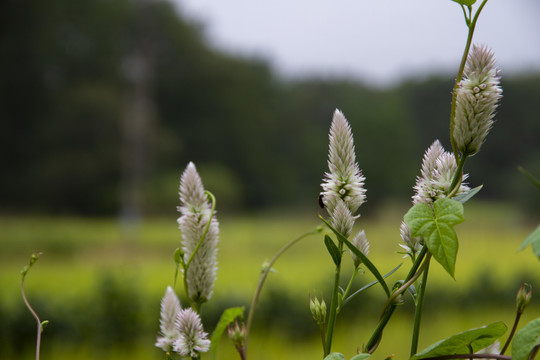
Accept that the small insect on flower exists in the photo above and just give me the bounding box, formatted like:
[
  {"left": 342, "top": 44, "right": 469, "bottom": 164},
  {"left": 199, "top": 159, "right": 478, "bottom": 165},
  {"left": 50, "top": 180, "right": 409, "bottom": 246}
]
[{"left": 318, "top": 194, "right": 325, "bottom": 209}]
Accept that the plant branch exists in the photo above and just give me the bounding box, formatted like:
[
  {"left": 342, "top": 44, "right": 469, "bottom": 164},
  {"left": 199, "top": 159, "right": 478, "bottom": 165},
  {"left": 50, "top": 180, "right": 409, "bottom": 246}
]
[
  {"left": 449, "top": 154, "right": 468, "bottom": 198},
  {"left": 410, "top": 255, "right": 431, "bottom": 357},
  {"left": 364, "top": 252, "right": 432, "bottom": 353},
  {"left": 21, "top": 253, "right": 44, "bottom": 360},
  {"left": 325, "top": 239, "right": 344, "bottom": 356},
  {"left": 500, "top": 308, "right": 523, "bottom": 354}
]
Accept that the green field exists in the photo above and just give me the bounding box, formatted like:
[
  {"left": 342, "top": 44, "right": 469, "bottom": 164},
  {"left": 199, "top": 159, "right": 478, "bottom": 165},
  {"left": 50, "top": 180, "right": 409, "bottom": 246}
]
[{"left": 1, "top": 202, "right": 539, "bottom": 359}]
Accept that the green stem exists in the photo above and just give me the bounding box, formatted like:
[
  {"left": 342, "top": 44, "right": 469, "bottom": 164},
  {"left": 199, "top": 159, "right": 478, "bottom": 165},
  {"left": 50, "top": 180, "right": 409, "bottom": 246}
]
[
  {"left": 364, "top": 252, "right": 431, "bottom": 354},
  {"left": 243, "top": 228, "right": 320, "bottom": 359},
  {"left": 325, "top": 240, "right": 344, "bottom": 356},
  {"left": 21, "top": 277, "right": 42, "bottom": 360},
  {"left": 338, "top": 267, "right": 359, "bottom": 314},
  {"left": 500, "top": 308, "right": 523, "bottom": 355},
  {"left": 365, "top": 305, "right": 397, "bottom": 354},
  {"left": 450, "top": 0, "right": 489, "bottom": 159},
  {"left": 410, "top": 255, "right": 431, "bottom": 357},
  {"left": 449, "top": 154, "right": 468, "bottom": 198},
  {"left": 341, "top": 263, "right": 402, "bottom": 308}
]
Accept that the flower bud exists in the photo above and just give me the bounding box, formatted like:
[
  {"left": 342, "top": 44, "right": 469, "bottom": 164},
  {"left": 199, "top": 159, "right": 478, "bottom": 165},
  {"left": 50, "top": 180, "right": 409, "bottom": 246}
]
[
  {"left": 310, "top": 296, "right": 327, "bottom": 326},
  {"left": 516, "top": 282, "right": 532, "bottom": 313},
  {"left": 227, "top": 320, "right": 246, "bottom": 352}
]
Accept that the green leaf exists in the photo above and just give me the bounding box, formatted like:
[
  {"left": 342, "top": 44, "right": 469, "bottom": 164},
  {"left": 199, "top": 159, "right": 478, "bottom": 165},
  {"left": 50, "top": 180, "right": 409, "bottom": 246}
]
[
  {"left": 512, "top": 318, "right": 540, "bottom": 360},
  {"left": 518, "top": 224, "right": 540, "bottom": 262},
  {"left": 452, "top": 0, "right": 477, "bottom": 6},
  {"left": 350, "top": 354, "right": 370, "bottom": 360},
  {"left": 404, "top": 198, "right": 464, "bottom": 278},
  {"left": 320, "top": 216, "right": 391, "bottom": 297},
  {"left": 210, "top": 306, "right": 244, "bottom": 359},
  {"left": 324, "top": 235, "right": 342, "bottom": 266},
  {"left": 324, "top": 353, "right": 346, "bottom": 360},
  {"left": 453, "top": 185, "right": 483, "bottom": 204},
  {"left": 411, "top": 321, "right": 507, "bottom": 360}
]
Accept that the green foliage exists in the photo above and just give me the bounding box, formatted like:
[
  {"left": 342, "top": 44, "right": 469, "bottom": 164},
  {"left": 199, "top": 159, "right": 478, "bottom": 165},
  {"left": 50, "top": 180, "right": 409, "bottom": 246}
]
[
  {"left": 324, "top": 235, "right": 342, "bottom": 267},
  {"left": 512, "top": 318, "right": 540, "bottom": 360},
  {"left": 321, "top": 217, "right": 391, "bottom": 297},
  {"left": 324, "top": 353, "right": 346, "bottom": 360},
  {"left": 519, "top": 224, "right": 540, "bottom": 262},
  {"left": 453, "top": 185, "right": 483, "bottom": 204},
  {"left": 452, "top": 0, "right": 477, "bottom": 6},
  {"left": 323, "top": 352, "right": 370, "bottom": 360},
  {"left": 411, "top": 321, "right": 507, "bottom": 360},
  {"left": 404, "top": 198, "right": 465, "bottom": 278},
  {"left": 210, "top": 306, "right": 244, "bottom": 359}
]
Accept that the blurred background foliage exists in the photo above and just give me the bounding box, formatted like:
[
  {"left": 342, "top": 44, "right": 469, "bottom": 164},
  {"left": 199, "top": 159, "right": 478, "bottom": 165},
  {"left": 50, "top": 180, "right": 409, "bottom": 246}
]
[
  {"left": 1, "top": 0, "right": 540, "bottom": 359},
  {"left": 1, "top": 0, "right": 539, "bottom": 218}
]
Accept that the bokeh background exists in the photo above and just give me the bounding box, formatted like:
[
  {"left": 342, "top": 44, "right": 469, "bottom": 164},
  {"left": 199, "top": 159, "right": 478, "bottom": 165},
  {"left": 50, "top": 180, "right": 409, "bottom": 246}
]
[{"left": 1, "top": 0, "right": 539, "bottom": 359}]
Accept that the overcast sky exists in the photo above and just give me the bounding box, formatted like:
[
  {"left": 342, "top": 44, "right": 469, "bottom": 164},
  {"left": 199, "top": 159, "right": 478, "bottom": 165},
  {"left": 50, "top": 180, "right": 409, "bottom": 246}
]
[{"left": 172, "top": 0, "right": 540, "bottom": 86}]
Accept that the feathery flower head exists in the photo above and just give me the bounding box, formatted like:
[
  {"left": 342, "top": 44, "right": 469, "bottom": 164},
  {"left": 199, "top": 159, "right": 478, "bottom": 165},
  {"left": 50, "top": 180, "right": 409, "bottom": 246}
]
[
  {"left": 173, "top": 308, "right": 211, "bottom": 357},
  {"left": 453, "top": 44, "right": 502, "bottom": 156},
  {"left": 412, "top": 140, "right": 470, "bottom": 205},
  {"left": 179, "top": 162, "right": 210, "bottom": 215},
  {"left": 330, "top": 199, "right": 357, "bottom": 239},
  {"left": 178, "top": 162, "right": 219, "bottom": 304},
  {"left": 321, "top": 109, "right": 366, "bottom": 216},
  {"left": 155, "top": 286, "right": 181, "bottom": 352},
  {"left": 399, "top": 221, "right": 423, "bottom": 258},
  {"left": 350, "top": 229, "right": 369, "bottom": 267}
]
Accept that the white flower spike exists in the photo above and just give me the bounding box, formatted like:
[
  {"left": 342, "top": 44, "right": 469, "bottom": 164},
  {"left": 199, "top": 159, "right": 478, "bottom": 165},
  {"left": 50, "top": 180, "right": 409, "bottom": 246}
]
[
  {"left": 321, "top": 110, "right": 366, "bottom": 237},
  {"left": 174, "top": 308, "right": 211, "bottom": 357},
  {"left": 453, "top": 44, "right": 502, "bottom": 156},
  {"left": 178, "top": 162, "right": 219, "bottom": 304},
  {"left": 412, "top": 140, "right": 470, "bottom": 206},
  {"left": 155, "top": 286, "right": 181, "bottom": 352}
]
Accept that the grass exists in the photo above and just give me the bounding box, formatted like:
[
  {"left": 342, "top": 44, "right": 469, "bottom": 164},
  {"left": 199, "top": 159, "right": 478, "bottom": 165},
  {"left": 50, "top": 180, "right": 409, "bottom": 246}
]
[{"left": 1, "top": 201, "right": 539, "bottom": 359}]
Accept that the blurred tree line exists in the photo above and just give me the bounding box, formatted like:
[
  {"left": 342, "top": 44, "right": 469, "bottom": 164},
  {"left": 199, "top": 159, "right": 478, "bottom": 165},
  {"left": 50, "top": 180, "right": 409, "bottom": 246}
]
[{"left": 1, "top": 0, "right": 539, "bottom": 216}]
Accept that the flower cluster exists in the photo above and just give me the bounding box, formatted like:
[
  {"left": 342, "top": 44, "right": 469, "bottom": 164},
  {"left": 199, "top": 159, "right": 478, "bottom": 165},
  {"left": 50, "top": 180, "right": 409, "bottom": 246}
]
[
  {"left": 320, "top": 109, "right": 369, "bottom": 262},
  {"left": 400, "top": 140, "right": 471, "bottom": 257},
  {"left": 178, "top": 162, "right": 219, "bottom": 304},
  {"left": 412, "top": 140, "right": 470, "bottom": 206},
  {"left": 453, "top": 44, "right": 502, "bottom": 156},
  {"left": 155, "top": 286, "right": 211, "bottom": 357}
]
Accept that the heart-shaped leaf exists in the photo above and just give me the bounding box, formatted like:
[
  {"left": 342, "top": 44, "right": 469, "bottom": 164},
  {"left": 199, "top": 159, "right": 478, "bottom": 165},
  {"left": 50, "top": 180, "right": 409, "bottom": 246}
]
[
  {"left": 411, "top": 321, "right": 507, "bottom": 359},
  {"left": 404, "top": 198, "right": 464, "bottom": 278}
]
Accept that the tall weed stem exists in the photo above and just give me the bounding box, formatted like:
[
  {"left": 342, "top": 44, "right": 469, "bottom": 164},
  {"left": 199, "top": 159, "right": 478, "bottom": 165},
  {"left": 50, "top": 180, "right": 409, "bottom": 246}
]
[
  {"left": 410, "top": 255, "right": 431, "bottom": 356},
  {"left": 324, "top": 240, "right": 344, "bottom": 355}
]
